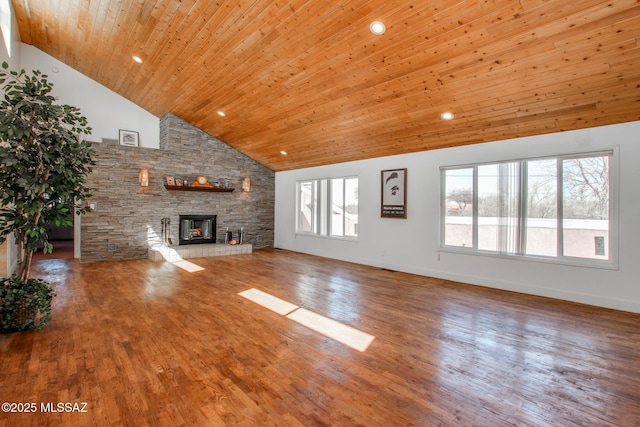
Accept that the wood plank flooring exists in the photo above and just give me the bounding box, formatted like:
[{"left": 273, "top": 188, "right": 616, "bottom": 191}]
[
  {"left": 1, "top": 249, "right": 639, "bottom": 426},
  {"left": 32, "top": 239, "right": 75, "bottom": 261}
]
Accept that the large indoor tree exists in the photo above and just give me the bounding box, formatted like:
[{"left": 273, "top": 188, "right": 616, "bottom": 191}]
[{"left": 0, "top": 62, "right": 94, "bottom": 281}]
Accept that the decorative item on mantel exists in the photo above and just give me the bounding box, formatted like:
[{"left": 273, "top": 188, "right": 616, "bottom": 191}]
[
  {"left": 164, "top": 175, "right": 235, "bottom": 192},
  {"left": 191, "top": 175, "right": 213, "bottom": 188}
]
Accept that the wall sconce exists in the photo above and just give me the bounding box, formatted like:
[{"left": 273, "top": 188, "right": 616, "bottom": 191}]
[
  {"left": 139, "top": 168, "right": 149, "bottom": 187},
  {"left": 242, "top": 177, "right": 251, "bottom": 192}
]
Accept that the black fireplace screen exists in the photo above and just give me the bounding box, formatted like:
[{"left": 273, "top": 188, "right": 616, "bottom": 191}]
[{"left": 179, "top": 215, "right": 217, "bottom": 245}]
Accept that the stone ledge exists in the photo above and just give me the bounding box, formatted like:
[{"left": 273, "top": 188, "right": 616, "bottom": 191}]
[{"left": 149, "top": 243, "right": 252, "bottom": 262}]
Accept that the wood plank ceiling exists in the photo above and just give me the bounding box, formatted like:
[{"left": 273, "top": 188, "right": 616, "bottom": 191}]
[{"left": 10, "top": 0, "right": 640, "bottom": 171}]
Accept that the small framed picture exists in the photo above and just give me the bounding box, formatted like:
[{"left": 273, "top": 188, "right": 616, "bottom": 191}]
[
  {"left": 381, "top": 168, "right": 407, "bottom": 219},
  {"left": 175, "top": 178, "right": 183, "bottom": 186},
  {"left": 166, "top": 176, "right": 175, "bottom": 186},
  {"left": 119, "top": 129, "right": 139, "bottom": 147}
]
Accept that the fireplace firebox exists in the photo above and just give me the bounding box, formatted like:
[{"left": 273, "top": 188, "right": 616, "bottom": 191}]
[{"left": 179, "top": 215, "right": 217, "bottom": 245}]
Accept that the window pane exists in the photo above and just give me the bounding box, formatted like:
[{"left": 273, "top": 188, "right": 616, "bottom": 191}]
[
  {"left": 345, "top": 178, "right": 358, "bottom": 237},
  {"left": 444, "top": 168, "right": 473, "bottom": 247},
  {"left": 297, "top": 177, "right": 358, "bottom": 239},
  {"left": 477, "top": 164, "right": 499, "bottom": 251},
  {"left": 441, "top": 152, "right": 614, "bottom": 265},
  {"left": 477, "top": 163, "right": 521, "bottom": 253},
  {"left": 298, "top": 181, "right": 315, "bottom": 233},
  {"left": 562, "top": 156, "right": 610, "bottom": 259},
  {"left": 331, "top": 179, "right": 344, "bottom": 236},
  {"left": 525, "top": 159, "right": 557, "bottom": 256}
]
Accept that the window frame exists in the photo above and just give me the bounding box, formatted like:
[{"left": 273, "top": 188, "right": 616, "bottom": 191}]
[
  {"left": 295, "top": 176, "right": 359, "bottom": 241},
  {"left": 439, "top": 149, "right": 619, "bottom": 270}
]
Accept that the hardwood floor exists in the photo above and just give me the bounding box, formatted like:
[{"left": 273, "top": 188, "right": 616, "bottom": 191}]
[
  {"left": 1, "top": 249, "right": 639, "bottom": 426},
  {"left": 32, "top": 239, "right": 75, "bottom": 261}
]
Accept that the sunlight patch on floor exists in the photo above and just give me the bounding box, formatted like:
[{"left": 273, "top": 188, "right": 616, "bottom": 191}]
[
  {"left": 287, "top": 308, "right": 375, "bottom": 352},
  {"left": 239, "top": 288, "right": 299, "bottom": 315},
  {"left": 145, "top": 224, "right": 205, "bottom": 272},
  {"left": 172, "top": 260, "right": 205, "bottom": 273},
  {"left": 238, "top": 288, "right": 375, "bottom": 352}
]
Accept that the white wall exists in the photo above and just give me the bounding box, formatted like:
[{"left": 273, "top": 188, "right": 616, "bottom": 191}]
[
  {"left": 19, "top": 45, "right": 159, "bottom": 147},
  {"left": 0, "top": 0, "right": 20, "bottom": 70},
  {"left": 275, "top": 121, "right": 640, "bottom": 313}
]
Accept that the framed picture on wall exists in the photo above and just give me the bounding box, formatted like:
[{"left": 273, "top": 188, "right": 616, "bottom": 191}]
[
  {"left": 381, "top": 168, "right": 407, "bottom": 219},
  {"left": 119, "top": 129, "right": 139, "bottom": 147}
]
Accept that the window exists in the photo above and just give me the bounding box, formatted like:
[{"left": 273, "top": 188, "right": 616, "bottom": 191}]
[
  {"left": 1, "top": 0, "right": 11, "bottom": 57},
  {"left": 297, "top": 177, "right": 358, "bottom": 238},
  {"left": 441, "top": 151, "right": 616, "bottom": 266}
]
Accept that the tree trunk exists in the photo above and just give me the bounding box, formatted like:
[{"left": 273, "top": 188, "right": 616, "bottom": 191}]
[
  {"left": 17, "top": 236, "right": 29, "bottom": 281},
  {"left": 16, "top": 205, "right": 43, "bottom": 281},
  {"left": 21, "top": 250, "right": 34, "bottom": 282}
]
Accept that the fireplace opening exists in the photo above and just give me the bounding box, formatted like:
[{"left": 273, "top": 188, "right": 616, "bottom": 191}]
[{"left": 179, "top": 215, "right": 217, "bottom": 245}]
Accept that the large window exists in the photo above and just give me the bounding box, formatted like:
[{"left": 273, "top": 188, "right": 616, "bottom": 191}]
[
  {"left": 297, "top": 177, "right": 358, "bottom": 238},
  {"left": 441, "top": 151, "right": 616, "bottom": 266}
]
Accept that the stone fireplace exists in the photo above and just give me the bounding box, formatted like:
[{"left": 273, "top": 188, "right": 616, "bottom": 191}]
[
  {"left": 179, "top": 214, "right": 217, "bottom": 245},
  {"left": 82, "top": 114, "right": 274, "bottom": 263}
]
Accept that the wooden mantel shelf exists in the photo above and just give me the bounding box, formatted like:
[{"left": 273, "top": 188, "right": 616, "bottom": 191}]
[{"left": 164, "top": 185, "right": 235, "bottom": 193}]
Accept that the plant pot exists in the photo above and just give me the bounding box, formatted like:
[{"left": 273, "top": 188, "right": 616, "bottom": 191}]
[{"left": 0, "top": 277, "right": 54, "bottom": 333}]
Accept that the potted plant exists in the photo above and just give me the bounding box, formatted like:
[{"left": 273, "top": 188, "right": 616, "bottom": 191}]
[
  {"left": 0, "top": 62, "right": 94, "bottom": 332},
  {"left": 0, "top": 276, "right": 55, "bottom": 332}
]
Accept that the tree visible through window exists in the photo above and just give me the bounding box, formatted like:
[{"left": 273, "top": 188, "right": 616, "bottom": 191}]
[{"left": 442, "top": 152, "right": 613, "bottom": 263}]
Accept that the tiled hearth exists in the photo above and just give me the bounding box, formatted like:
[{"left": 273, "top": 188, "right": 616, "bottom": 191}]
[{"left": 149, "top": 243, "right": 252, "bottom": 262}]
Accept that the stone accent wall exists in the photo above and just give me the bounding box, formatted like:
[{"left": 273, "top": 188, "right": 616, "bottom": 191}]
[{"left": 80, "top": 113, "right": 275, "bottom": 262}]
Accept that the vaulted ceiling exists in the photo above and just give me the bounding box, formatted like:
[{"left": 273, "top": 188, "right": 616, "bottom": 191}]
[{"left": 11, "top": 0, "right": 640, "bottom": 171}]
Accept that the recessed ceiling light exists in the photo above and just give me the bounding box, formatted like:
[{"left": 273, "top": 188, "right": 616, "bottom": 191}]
[
  {"left": 369, "top": 21, "right": 386, "bottom": 35},
  {"left": 51, "top": 66, "right": 59, "bottom": 73},
  {"left": 217, "top": 111, "right": 226, "bottom": 117},
  {"left": 280, "top": 150, "right": 288, "bottom": 156},
  {"left": 132, "top": 55, "right": 144, "bottom": 64},
  {"left": 441, "top": 112, "right": 454, "bottom": 120}
]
